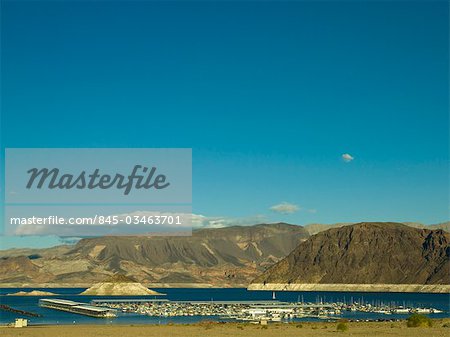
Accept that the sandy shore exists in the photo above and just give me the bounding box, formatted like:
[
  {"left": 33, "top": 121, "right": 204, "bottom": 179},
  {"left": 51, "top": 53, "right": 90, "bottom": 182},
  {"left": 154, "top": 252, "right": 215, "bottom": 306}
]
[
  {"left": 248, "top": 283, "right": 450, "bottom": 293},
  {"left": 2, "top": 321, "right": 450, "bottom": 337}
]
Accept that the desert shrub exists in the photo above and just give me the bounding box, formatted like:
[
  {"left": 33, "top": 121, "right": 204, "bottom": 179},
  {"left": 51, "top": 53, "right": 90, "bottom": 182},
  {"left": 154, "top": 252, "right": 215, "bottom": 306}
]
[
  {"left": 442, "top": 322, "right": 450, "bottom": 328},
  {"left": 406, "top": 314, "right": 432, "bottom": 328},
  {"left": 296, "top": 323, "right": 303, "bottom": 328},
  {"left": 261, "top": 325, "right": 268, "bottom": 329},
  {"left": 336, "top": 322, "right": 348, "bottom": 332}
]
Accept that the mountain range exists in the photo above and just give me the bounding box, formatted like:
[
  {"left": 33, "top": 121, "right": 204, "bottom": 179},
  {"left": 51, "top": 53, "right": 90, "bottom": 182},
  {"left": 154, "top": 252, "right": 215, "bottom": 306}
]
[
  {"left": 0, "top": 223, "right": 309, "bottom": 286},
  {"left": 0, "top": 221, "right": 448, "bottom": 288}
]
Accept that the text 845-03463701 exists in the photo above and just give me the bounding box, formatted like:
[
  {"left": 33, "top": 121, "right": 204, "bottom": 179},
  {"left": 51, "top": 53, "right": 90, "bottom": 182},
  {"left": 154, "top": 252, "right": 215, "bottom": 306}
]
[{"left": 96, "top": 215, "right": 183, "bottom": 225}]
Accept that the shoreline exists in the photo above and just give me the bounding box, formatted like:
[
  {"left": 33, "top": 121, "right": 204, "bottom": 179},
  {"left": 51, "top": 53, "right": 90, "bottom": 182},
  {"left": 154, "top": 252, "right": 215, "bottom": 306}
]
[
  {"left": 1, "top": 283, "right": 450, "bottom": 293},
  {"left": 0, "top": 283, "right": 243, "bottom": 289},
  {"left": 248, "top": 283, "right": 450, "bottom": 294}
]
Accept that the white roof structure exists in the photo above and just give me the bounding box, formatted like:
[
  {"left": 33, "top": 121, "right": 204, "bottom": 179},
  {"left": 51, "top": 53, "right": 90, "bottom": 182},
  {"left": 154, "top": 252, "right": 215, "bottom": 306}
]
[
  {"left": 73, "top": 305, "right": 113, "bottom": 312},
  {"left": 40, "top": 299, "right": 84, "bottom": 306}
]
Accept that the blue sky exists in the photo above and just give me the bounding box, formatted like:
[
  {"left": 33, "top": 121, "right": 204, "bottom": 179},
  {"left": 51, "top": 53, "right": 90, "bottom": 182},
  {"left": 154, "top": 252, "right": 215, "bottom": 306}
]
[{"left": 1, "top": 0, "right": 448, "bottom": 244}]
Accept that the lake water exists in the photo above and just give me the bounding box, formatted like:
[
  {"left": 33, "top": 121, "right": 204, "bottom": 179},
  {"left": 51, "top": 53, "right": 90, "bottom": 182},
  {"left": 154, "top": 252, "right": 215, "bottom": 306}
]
[{"left": 1, "top": 288, "right": 449, "bottom": 325}]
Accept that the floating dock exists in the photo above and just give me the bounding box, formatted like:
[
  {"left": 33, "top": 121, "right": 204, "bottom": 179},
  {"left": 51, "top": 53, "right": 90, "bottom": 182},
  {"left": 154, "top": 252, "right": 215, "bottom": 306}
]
[
  {"left": 39, "top": 299, "right": 117, "bottom": 318},
  {"left": 0, "top": 304, "right": 42, "bottom": 317},
  {"left": 91, "top": 298, "right": 169, "bottom": 305}
]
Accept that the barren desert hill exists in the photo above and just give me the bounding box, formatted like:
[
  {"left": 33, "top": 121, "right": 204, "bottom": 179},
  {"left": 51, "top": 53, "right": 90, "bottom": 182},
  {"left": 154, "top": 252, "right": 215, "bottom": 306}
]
[{"left": 252, "top": 222, "right": 450, "bottom": 286}]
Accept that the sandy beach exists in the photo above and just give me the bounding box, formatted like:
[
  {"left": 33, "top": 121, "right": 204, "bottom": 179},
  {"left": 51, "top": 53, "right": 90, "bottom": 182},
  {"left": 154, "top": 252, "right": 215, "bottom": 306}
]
[{"left": 2, "top": 321, "right": 450, "bottom": 337}]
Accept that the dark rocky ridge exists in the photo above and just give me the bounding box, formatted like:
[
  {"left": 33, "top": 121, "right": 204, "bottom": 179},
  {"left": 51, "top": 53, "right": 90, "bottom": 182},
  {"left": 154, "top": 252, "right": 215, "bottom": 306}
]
[
  {"left": 303, "top": 221, "right": 450, "bottom": 235},
  {"left": 252, "top": 222, "right": 450, "bottom": 285}
]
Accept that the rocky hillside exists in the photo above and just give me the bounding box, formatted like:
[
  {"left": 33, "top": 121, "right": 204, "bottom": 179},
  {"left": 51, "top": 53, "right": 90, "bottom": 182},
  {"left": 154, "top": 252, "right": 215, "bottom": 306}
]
[
  {"left": 252, "top": 222, "right": 450, "bottom": 285},
  {"left": 0, "top": 223, "right": 309, "bottom": 286},
  {"left": 303, "top": 221, "right": 450, "bottom": 235}
]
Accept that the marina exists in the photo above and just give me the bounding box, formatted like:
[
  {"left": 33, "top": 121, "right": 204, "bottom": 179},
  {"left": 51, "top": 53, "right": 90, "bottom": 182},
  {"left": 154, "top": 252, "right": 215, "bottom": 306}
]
[
  {"left": 91, "top": 297, "right": 446, "bottom": 323},
  {"left": 1, "top": 288, "right": 448, "bottom": 325}
]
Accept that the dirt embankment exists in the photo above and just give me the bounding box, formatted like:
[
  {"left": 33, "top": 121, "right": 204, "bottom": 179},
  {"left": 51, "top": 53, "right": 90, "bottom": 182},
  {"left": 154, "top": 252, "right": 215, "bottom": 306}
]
[{"left": 2, "top": 321, "right": 450, "bottom": 337}]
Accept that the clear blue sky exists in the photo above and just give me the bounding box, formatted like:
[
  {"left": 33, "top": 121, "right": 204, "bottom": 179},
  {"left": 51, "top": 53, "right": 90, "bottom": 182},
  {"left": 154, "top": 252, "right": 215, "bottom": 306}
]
[{"left": 1, "top": 1, "right": 448, "bottom": 234}]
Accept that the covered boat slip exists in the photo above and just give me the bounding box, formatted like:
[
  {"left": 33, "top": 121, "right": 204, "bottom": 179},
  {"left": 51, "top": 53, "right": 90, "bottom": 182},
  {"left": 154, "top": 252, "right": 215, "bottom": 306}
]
[{"left": 39, "top": 299, "right": 117, "bottom": 318}]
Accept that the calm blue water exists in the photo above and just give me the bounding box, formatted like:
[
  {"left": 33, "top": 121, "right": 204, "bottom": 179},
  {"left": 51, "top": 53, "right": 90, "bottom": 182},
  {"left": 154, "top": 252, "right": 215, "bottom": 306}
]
[{"left": 0, "top": 288, "right": 449, "bottom": 325}]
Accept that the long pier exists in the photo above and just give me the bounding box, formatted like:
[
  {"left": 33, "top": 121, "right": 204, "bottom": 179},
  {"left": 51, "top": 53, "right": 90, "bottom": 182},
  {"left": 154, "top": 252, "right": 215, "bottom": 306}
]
[{"left": 39, "top": 299, "right": 117, "bottom": 318}]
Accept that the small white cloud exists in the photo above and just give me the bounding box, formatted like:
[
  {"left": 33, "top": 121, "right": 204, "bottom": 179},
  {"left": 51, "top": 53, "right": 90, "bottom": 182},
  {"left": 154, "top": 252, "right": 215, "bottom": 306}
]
[
  {"left": 191, "top": 214, "right": 267, "bottom": 228},
  {"left": 342, "top": 153, "right": 354, "bottom": 162},
  {"left": 270, "top": 202, "right": 300, "bottom": 214}
]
